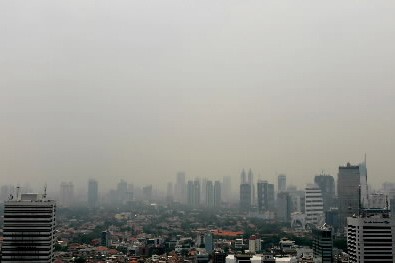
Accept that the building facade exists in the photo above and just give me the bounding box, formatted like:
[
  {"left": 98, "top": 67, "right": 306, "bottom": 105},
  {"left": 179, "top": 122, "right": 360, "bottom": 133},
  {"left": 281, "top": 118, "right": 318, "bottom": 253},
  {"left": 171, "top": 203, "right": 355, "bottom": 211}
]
[
  {"left": 257, "top": 180, "right": 274, "bottom": 213},
  {"left": 338, "top": 162, "right": 368, "bottom": 229},
  {"left": 347, "top": 209, "right": 394, "bottom": 263},
  {"left": 305, "top": 184, "right": 324, "bottom": 226},
  {"left": 88, "top": 179, "right": 98, "bottom": 208},
  {"left": 2, "top": 193, "right": 56, "bottom": 263}
]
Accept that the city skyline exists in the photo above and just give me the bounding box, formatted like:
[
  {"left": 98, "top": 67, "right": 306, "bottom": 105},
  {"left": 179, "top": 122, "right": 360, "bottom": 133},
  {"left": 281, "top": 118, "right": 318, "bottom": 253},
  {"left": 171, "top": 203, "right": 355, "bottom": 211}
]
[{"left": 1, "top": 1, "right": 395, "bottom": 191}]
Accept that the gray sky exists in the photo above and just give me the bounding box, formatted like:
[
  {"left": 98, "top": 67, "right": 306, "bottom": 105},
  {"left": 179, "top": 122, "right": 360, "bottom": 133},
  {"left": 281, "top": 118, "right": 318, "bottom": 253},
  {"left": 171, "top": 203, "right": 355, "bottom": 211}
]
[{"left": 1, "top": 0, "right": 395, "bottom": 191}]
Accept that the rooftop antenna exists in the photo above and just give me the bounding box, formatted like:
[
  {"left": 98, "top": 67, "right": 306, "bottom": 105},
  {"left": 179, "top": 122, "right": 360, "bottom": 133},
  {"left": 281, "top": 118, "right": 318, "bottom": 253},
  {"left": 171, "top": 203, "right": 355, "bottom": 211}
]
[
  {"left": 43, "top": 184, "right": 47, "bottom": 199},
  {"left": 16, "top": 186, "right": 20, "bottom": 201}
]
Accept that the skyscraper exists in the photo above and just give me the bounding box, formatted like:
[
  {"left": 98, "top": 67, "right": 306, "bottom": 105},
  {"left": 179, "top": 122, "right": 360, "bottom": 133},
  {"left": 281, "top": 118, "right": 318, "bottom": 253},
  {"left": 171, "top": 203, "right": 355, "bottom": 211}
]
[
  {"left": 2, "top": 193, "right": 56, "bottom": 263},
  {"left": 278, "top": 174, "right": 287, "bottom": 193},
  {"left": 187, "top": 179, "right": 200, "bottom": 207},
  {"left": 240, "top": 169, "right": 247, "bottom": 184},
  {"left": 337, "top": 162, "right": 368, "bottom": 229},
  {"left": 305, "top": 184, "right": 324, "bottom": 226},
  {"left": 88, "top": 179, "right": 98, "bottom": 208},
  {"left": 59, "top": 182, "right": 74, "bottom": 208},
  {"left": 247, "top": 169, "right": 256, "bottom": 206},
  {"left": 205, "top": 180, "right": 214, "bottom": 208},
  {"left": 257, "top": 180, "right": 275, "bottom": 213},
  {"left": 240, "top": 183, "right": 251, "bottom": 212},
  {"left": 276, "top": 192, "right": 292, "bottom": 222},
  {"left": 314, "top": 174, "right": 335, "bottom": 211},
  {"left": 175, "top": 172, "right": 186, "bottom": 204},
  {"left": 214, "top": 180, "right": 221, "bottom": 208}
]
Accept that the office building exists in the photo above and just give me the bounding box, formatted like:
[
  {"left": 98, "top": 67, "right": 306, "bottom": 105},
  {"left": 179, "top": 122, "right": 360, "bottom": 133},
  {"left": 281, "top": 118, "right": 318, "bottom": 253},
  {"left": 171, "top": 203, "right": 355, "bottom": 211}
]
[
  {"left": 214, "top": 180, "right": 221, "bottom": 207},
  {"left": 247, "top": 169, "right": 256, "bottom": 206},
  {"left": 88, "top": 179, "right": 98, "bottom": 208},
  {"left": 338, "top": 162, "right": 368, "bottom": 229},
  {"left": 257, "top": 180, "right": 274, "bottom": 213},
  {"left": 314, "top": 174, "right": 335, "bottom": 211},
  {"left": 312, "top": 224, "right": 333, "bottom": 263},
  {"left": 278, "top": 174, "right": 287, "bottom": 193},
  {"left": 240, "top": 183, "right": 251, "bottom": 212},
  {"left": 101, "top": 230, "right": 111, "bottom": 247},
  {"left": 59, "top": 182, "right": 74, "bottom": 208},
  {"left": 187, "top": 180, "right": 200, "bottom": 207},
  {"left": 305, "top": 184, "right": 324, "bottom": 226},
  {"left": 347, "top": 208, "right": 394, "bottom": 263},
  {"left": 142, "top": 185, "right": 153, "bottom": 201},
  {"left": 175, "top": 172, "right": 186, "bottom": 204},
  {"left": 2, "top": 193, "right": 56, "bottom": 263},
  {"left": 116, "top": 179, "right": 128, "bottom": 204},
  {"left": 206, "top": 180, "right": 214, "bottom": 208},
  {"left": 276, "top": 192, "right": 292, "bottom": 222}
]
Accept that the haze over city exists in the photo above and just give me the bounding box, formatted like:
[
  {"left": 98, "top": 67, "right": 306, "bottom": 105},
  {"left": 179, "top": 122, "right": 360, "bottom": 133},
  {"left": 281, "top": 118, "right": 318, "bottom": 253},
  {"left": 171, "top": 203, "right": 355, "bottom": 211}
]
[{"left": 1, "top": 0, "right": 395, "bottom": 192}]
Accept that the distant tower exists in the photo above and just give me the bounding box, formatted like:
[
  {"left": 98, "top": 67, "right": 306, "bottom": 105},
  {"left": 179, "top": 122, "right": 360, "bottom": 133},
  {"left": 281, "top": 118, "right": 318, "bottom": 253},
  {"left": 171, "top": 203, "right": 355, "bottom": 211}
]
[
  {"left": 88, "top": 179, "right": 99, "bottom": 208},
  {"left": 337, "top": 161, "right": 368, "bottom": 229},
  {"left": 240, "top": 169, "right": 247, "bottom": 184},
  {"left": 214, "top": 180, "right": 221, "bottom": 208},
  {"left": 60, "top": 182, "right": 74, "bottom": 208},
  {"left": 205, "top": 181, "right": 214, "bottom": 208},
  {"left": 240, "top": 183, "right": 251, "bottom": 212},
  {"left": 248, "top": 169, "right": 256, "bottom": 206},
  {"left": 175, "top": 172, "right": 186, "bottom": 204},
  {"left": 2, "top": 193, "right": 56, "bottom": 262},
  {"left": 314, "top": 174, "right": 335, "bottom": 211},
  {"left": 257, "top": 180, "right": 275, "bottom": 212},
  {"left": 187, "top": 180, "right": 200, "bottom": 207},
  {"left": 278, "top": 174, "right": 287, "bottom": 193}
]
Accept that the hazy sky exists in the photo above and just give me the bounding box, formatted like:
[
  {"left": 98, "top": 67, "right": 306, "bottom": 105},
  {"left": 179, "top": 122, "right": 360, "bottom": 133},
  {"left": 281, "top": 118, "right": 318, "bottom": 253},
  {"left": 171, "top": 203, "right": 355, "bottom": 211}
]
[{"left": 1, "top": 1, "right": 395, "bottom": 192}]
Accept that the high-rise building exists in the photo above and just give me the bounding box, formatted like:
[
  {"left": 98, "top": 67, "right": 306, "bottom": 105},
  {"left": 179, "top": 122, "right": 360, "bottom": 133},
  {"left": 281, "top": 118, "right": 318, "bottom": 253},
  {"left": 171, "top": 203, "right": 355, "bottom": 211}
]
[
  {"left": 247, "top": 169, "right": 256, "bottom": 206},
  {"left": 305, "top": 184, "right": 324, "bottom": 226},
  {"left": 187, "top": 179, "right": 200, "bottom": 207},
  {"left": 206, "top": 180, "right": 214, "bottom": 208},
  {"left": 257, "top": 180, "right": 274, "bottom": 213},
  {"left": 240, "top": 169, "right": 247, "bottom": 184},
  {"left": 312, "top": 224, "right": 333, "bottom": 263},
  {"left": 276, "top": 192, "right": 292, "bottom": 222},
  {"left": 201, "top": 178, "right": 208, "bottom": 204},
  {"left": 347, "top": 208, "right": 394, "bottom": 263},
  {"left": 59, "top": 182, "right": 74, "bottom": 208},
  {"left": 175, "top": 172, "right": 186, "bottom": 204},
  {"left": 278, "top": 174, "right": 287, "bottom": 193},
  {"left": 240, "top": 183, "right": 251, "bottom": 212},
  {"left": 142, "top": 185, "right": 153, "bottom": 201},
  {"left": 2, "top": 193, "right": 56, "bottom": 263},
  {"left": 116, "top": 179, "right": 128, "bottom": 204},
  {"left": 222, "top": 176, "right": 232, "bottom": 203},
  {"left": 214, "top": 180, "right": 221, "bottom": 208},
  {"left": 88, "top": 179, "right": 98, "bottom": 208},
  {"left": 338, "top": 162, "right": 368, "bottom": 229},
  {"left": 314, "top": 174, "right": 335, "bottom": 211}
]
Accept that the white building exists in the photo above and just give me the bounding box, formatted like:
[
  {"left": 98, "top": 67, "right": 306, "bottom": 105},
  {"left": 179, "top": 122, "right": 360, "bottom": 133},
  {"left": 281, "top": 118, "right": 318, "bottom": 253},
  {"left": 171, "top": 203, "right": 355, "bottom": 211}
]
[
  {"left": 347, "top": 209, "right": 394, "bottom": 263},
  {"left": 248, "top": 235, "right": 261, "bottom": 253},
  {"left": 2, "top": 193, "right": 56, "bottom": 263},
  {"left": 304, "top": 184, "right": 324, "bottom": 226}
]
